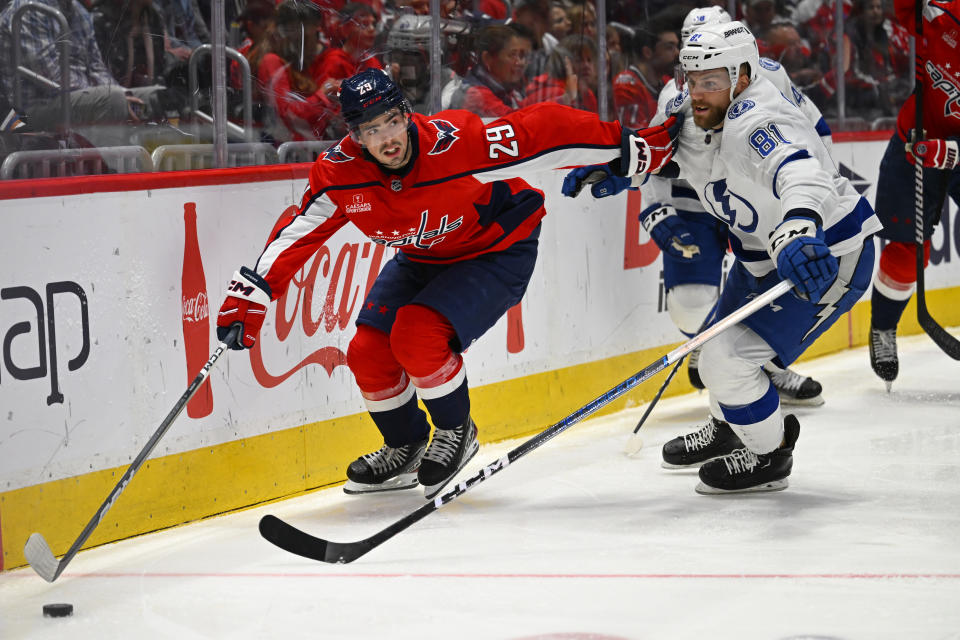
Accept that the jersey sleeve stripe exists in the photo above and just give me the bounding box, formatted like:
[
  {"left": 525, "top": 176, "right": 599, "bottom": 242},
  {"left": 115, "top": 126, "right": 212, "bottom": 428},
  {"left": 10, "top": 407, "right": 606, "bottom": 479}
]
[
  {"left": 814, "top": 117, "right": 832, "bottom": 138},
  {"left": 412, "top": 143, "right": 620, "bottom": 188},
  {"left": 824, "top": 197, "right": 879, "bottom": 246},
  {"left": 772, "top": 149, "right": 813, "bottom": 199}
]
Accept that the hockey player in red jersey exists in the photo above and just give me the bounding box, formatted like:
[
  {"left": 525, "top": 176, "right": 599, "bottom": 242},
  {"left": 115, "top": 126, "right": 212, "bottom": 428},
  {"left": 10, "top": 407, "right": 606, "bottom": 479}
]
[
  {"left": 215, "top": 68, "right": 681, "bottom": 499},
  {"left": 868, "top": 0, "right": 960, "bottom": 389}
]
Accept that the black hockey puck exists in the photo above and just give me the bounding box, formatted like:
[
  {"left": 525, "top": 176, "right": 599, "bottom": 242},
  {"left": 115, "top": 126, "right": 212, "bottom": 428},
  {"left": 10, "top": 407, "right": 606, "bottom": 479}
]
[{"left": 42, "top": 603, "right": 73, "bottom": 618}]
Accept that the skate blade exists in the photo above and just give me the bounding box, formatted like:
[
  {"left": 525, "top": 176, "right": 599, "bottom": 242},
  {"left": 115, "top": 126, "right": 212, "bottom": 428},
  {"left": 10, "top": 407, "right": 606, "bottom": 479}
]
[
  {"left": 778, "top": 394, "right": 825, "bottom": 407},
  {"left": 661, "top": 461, "right": 705, "bottom": 471},
  {"left": 421, "top": 441, "right": 480, "bottom": 500},
  {"left": 661, "top": 453, "right": 731, "bottom": 471},
  {"left": 694, "top": 478, "right": 789, "bottom": 495},
  {"left": 343, "top": 473, "right": 419, "bottom": 495}
]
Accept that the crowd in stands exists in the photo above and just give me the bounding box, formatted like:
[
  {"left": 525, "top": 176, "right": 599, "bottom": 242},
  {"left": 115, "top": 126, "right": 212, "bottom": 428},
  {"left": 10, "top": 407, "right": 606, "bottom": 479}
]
[{"left": 0, "top": 0, "right": 913, "bottom": 161}]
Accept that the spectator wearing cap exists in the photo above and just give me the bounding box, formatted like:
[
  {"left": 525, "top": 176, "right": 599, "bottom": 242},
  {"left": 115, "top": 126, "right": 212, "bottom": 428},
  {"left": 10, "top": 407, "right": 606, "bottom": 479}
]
[
  {"left": 449, "top": 24, "right": 532, "bottom": 117},
  {"left": 612, "top": 18, "right": 678, "bottom": 129}
]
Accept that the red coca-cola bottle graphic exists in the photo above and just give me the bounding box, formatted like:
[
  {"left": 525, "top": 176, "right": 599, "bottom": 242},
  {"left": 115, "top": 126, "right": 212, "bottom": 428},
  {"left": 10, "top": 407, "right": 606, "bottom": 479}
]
[{"left": 182, "top": 202, "right": 214, "bottom": 418}]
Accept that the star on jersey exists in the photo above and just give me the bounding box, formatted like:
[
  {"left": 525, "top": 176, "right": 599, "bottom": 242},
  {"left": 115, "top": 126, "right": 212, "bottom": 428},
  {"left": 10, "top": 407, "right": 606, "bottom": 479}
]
[{"left": 369, "top": 210, "right": 463, "bottom": 249}]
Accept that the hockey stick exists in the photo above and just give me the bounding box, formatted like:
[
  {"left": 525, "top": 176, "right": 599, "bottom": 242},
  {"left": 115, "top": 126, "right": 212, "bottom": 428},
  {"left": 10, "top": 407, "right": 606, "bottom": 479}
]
[
  {"left": 623, "top": 303, "right": 719, "bottom": 456},
  {"left": 23, "top": 328, "right": 238, "bottom": 582},
  {"left": 258, "top": 280, "right": 794, "bottom": 564},
  {"left": 622, "top": 357, "right": 685, "bottom": 456},
  {"left": 913, "top": 0, "right": 960, "bottom": 359}
]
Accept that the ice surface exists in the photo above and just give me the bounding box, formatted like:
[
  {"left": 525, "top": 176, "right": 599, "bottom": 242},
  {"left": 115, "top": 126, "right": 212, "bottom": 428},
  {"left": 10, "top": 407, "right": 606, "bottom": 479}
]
[{"left": 2, "top": 332, "right": 959, "bottom": 640}]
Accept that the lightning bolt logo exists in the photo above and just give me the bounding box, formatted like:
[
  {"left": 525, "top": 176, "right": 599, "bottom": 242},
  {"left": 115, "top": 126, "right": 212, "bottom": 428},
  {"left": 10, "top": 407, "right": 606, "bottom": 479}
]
[{"left": 802, "top": 277, "right": 849, "bottom": 342}]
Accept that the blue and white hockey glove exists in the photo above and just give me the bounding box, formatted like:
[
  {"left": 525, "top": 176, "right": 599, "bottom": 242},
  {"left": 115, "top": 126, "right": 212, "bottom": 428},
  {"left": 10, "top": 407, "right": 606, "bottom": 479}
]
[
  {"left": 639, "top": 202, "right": 701, "bottom": 261},
  {"left": 561, "top": 162, "right": 633, "bottom": 199},
  {"left": 768, "top": 215, "right": 838, "bottom": 303}
]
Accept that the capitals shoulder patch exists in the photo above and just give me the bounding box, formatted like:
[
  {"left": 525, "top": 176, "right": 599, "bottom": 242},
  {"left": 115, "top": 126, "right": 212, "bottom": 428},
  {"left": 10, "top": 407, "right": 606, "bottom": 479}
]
[
  {"left": 322, "top": 143, "right": 354, "bottom": 163},
  {"left": 428, "top": 118, "right": 460, "bottom": 155}
]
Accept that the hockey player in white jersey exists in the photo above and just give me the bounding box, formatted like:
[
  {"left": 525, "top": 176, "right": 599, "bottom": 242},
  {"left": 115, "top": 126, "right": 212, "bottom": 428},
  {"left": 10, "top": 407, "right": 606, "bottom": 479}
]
[
  {"left": 564, "top": 21, "right": 881, "bottom": 494},
  {"left": 576, "top": 6, "right": 832, "bottom": 406}
]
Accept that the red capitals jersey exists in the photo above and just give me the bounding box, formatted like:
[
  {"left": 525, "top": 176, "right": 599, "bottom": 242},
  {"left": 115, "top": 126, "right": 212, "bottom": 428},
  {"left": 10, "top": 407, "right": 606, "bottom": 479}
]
[
  {"left": 895, "top": 0, "right": 960, "bottom": 139},
  {"left": 253, "top": 103, "right": 624, "bottom": 298},
  {"left": 612, "top": 67, "right": 661, "bottom": 130}
]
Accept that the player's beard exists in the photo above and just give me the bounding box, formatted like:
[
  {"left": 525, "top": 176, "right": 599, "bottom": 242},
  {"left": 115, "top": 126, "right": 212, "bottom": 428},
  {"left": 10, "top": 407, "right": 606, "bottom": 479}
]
[{"left": 691, "top": 100, "right": 726, "bottom": 130}]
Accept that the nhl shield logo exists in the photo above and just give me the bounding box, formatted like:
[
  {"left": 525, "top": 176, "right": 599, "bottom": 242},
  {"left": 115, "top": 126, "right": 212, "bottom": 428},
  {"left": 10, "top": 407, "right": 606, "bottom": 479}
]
[{"left": 391, "top": 178, "right": 402, "bottom": 192}]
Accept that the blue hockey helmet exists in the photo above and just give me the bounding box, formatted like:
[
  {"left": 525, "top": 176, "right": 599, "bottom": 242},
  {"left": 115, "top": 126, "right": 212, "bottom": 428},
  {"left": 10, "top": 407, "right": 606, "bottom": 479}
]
[{"left": 338, "top": 69, "right": 410, "bottom": 132}]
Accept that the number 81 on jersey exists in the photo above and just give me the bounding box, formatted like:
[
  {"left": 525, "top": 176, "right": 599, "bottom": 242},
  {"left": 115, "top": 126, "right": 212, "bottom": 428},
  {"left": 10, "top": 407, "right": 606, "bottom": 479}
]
[{"left": 749, "top": 123, "right": 791, "bottom": 158}]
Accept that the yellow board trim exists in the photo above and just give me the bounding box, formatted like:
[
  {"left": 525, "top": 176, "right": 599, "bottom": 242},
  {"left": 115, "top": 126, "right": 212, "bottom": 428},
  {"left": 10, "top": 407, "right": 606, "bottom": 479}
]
[{"left": 3, "top": 288, "right": 958, "bottom": 571}]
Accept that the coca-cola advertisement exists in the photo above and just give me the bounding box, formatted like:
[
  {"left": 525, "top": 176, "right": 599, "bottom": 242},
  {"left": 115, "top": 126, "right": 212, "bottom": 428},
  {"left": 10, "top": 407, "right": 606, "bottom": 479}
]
[{"left": 182, "top": 202, "right": 213, "bottom": 418}]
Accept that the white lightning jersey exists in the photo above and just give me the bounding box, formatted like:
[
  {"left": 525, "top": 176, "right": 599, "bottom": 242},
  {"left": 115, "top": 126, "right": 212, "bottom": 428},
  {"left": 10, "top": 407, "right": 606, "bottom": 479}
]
[
  {"left": 644, "top": 75, "right": 881, "bottom": 278},
  {"left": 643, "top": 57, "right": 833, "bottom": 217}
]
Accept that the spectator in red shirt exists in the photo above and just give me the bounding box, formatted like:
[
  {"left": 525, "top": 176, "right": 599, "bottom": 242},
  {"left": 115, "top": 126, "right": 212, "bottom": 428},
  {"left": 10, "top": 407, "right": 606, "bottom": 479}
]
[
  {"left": 449, "top": 24, "right": 533, "bottom": 117},
  {"left": 247, "top": 1, "right": 336, "bottom": 142},
  {"left": 316, "top": 2, "right": 384, "bottom": 98},
  {"left": 612, "top": 18, "right": 678, "bottom": 129},
  {"left": 524, "top": 33, "right": 598, "bottom": 112}
]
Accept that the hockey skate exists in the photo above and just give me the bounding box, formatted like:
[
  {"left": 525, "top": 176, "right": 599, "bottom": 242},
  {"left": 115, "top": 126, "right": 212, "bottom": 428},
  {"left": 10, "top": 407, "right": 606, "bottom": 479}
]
[
  {"left": 662, "top": 416, "right": 743, "bottom": 469},
  {"left": 765, "top": 367, "right": 824, "bottom": 406},
  {"left": 343, "top": 438, "right": 428, "bottom": 495},
  {"left": 869, "top": 326, "right": 899, "bottom": 391},
  {"left": 687, "top": 347, "right": 705, "bottom": 390},
  {"left": 418, "top": 416, "right": 479, "bottom": 499},
  {"left": 695, "top": 414, "right": 801, "bottom": 494}
]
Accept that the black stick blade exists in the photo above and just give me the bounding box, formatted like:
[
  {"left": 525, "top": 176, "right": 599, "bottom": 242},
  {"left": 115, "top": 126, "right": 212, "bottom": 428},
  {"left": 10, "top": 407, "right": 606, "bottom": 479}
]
[
  {"left": 919, "top": 312, "right": 960, "bottom": 360},
  {"left": 259, "top": 515, "right": 371, "bottom": 564}
]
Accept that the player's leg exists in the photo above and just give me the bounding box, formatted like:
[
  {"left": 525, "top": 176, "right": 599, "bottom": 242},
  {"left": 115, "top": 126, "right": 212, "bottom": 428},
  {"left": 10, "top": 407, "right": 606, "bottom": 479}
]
[
  {"left": 693, "top": 241, "right": 874, "bottom": 493},
  {"left": 695, "top": 324, "right": 798, "bottom": 493},
  {"left": 662, "top": 213, "right": 727, "bottom": 389},
  {"left": 395, "top": 228, "right": 541, "bottom": 498},
  {"left": 666, "top": 283, "right": 718, "bottom": 389},
  {"left": 868, "top": 132, "right": 950, "bottom": 388},
  {"left": 343, "top": 254, "right": 434, "bottom": 494},
  {"left": 389, "top": 304, "right": 478, "bottom": 498},
  {"left": 762, "top": 361, "right": 824, "bottom": 406},
  {"left": 345, "top": 326, "right": 429, "bottom": 493},
  {"left": 870, "top": 240, "right": 931, "bottom": 385}
]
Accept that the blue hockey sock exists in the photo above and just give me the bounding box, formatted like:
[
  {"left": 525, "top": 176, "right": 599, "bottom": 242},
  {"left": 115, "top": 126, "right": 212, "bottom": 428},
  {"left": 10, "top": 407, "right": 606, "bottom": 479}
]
[
  {"left": 421, "top": 379, "right": 471, "bottom": 430},
  {"left": 871, "top": 287, "right": 910, "bottom": 331},
  {"left": 369, "top": 394, "right": 431, "bottom": 447}
]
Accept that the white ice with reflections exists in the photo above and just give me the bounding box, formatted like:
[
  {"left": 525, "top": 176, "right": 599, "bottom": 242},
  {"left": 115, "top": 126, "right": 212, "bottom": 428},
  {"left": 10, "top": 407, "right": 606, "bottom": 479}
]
[{"left": 2, "top": 331, "right": 959, "bottom": 640}]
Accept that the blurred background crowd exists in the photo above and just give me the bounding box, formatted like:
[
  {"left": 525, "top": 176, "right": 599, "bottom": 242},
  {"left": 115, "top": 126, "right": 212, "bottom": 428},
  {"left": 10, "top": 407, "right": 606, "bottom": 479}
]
[{"left": 0, "top": 0, "right": 914, "bottom": 176}]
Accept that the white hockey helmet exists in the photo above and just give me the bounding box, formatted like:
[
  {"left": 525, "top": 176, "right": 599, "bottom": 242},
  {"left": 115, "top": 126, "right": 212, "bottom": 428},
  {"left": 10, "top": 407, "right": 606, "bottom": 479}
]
[
  {"left": 681, "top": 6, "right": 732, "bottom": 43},
  {"left": 680, "top": 21, "right": 759, "bottom": 100}
]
